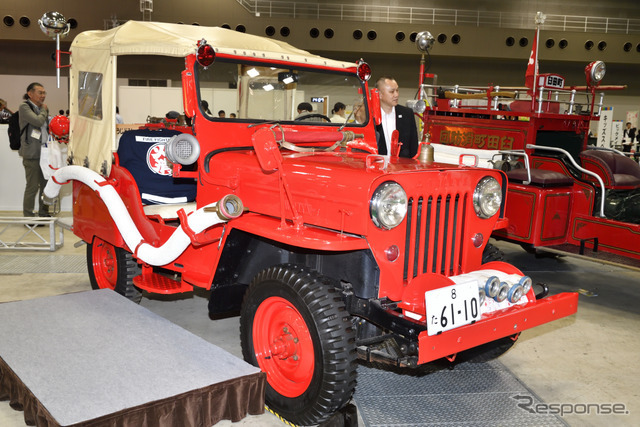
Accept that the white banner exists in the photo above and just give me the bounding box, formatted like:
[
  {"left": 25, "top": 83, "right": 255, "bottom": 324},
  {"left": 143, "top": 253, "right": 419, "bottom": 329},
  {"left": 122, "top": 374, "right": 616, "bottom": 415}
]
[
  {"left": 597, "top": 108, "right": 614, "bottom": 148},
  {"left": 611, "top": 121, "right": 623, "bottom": 148},
  {"left": 626, "top": 110, "right": 638, "bottom": 128}
]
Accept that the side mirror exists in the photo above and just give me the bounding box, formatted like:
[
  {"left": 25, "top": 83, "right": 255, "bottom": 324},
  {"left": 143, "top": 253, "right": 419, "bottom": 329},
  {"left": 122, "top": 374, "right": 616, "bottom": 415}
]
[{"left": 369, "top": 87, "right": 382, "bottom": 126}]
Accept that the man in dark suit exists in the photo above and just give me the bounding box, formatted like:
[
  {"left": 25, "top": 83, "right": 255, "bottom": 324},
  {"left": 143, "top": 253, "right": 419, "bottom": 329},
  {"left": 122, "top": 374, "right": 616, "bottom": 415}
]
[
  {"left": 375, "top": 76, "right": 418, "bottom": 158},
  {"left": 622, "top": 122, "right": 637, "bottom": 153}
]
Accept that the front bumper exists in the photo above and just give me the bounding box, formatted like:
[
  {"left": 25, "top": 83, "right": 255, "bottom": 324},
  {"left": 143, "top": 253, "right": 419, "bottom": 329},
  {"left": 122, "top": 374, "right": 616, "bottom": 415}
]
[{"left": 417, "top": 292, "right": 578, "bottom": 364}]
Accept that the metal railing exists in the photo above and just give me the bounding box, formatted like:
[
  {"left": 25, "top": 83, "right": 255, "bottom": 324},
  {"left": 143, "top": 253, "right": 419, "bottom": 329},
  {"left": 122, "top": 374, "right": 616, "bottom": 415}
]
[
  {"left": 0, "top": 217, "right": 64, "bottom": 251},
  {"left": 418, "top": 83, "right": 603, "bottom": 119},
  {"left": 236, "top": 0, "right": 640, "bottom": 35}
]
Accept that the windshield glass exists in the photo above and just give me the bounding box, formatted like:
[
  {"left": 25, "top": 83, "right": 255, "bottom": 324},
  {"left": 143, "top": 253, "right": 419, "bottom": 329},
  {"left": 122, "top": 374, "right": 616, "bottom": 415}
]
[{"left": 197, "top": 60, "right": 368, "bottom": 125}]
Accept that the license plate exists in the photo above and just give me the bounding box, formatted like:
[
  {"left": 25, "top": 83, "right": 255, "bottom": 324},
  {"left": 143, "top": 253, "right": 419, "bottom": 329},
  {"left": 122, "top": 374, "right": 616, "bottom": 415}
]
[{"left": 425, "top": 281, "right": 481, "bottom": 336}]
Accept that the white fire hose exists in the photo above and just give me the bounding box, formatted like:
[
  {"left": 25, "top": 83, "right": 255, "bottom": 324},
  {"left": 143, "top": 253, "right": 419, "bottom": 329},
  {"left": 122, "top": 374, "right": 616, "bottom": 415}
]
[{"left": 43, "top": 165, "right": 243, "bottom": 266}]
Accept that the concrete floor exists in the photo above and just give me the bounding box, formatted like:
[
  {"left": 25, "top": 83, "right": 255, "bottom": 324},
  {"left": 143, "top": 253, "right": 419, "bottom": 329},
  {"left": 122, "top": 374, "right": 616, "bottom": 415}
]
[{"left": 0, "top": 218, "right": 638, "bottom": 426}]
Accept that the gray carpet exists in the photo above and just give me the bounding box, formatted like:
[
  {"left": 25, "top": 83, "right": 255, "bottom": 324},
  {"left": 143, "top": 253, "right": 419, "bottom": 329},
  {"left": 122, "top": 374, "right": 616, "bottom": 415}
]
[{"left": 0, "top": 289, "right": 261, "bottom": 425}]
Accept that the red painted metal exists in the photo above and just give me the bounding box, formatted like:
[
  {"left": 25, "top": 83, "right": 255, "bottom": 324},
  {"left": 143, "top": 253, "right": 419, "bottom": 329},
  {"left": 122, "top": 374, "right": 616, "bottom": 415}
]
[
  {"left": 252, "top": 296, "right": 315, "bottom": 398},
  {"left": 133, "top": 271, "right": 193, "bottom": 294},
  {"left": 91, "top": 237, "right": 118, "bottom": 290},
  {"left": 418, "top": 292, "right": 578, "bottom": 364}
]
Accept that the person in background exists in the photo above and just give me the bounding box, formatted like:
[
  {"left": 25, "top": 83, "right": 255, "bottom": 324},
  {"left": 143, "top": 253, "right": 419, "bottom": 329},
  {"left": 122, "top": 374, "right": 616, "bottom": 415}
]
[
  {"left": 218, "top": 110, "right": 226, "bottom": 118},
  {"left": 201, "top": 100, "right": 212, "bottom": 115},
  {"left": 18, "top": 82, "right": 50, "bottom": 218},
  {"left": 230, "top": 113, "right": 237, "bottom": 118},
  {"left": 375, "top": 76, "right": 418, "bottom": 158},
  {"left": 116, "top": 106, "right": 124, "bottom": 124},
  {"left": 622, "top": 122, "right": 636, "bottom": 153},
  {"left": 0, "top": 98, "right": 12, "bottom": 124},
  {"left": 295, "top": 102, "right": 323, "bottom": 121},
  {"left": 330, "top": 102, "right": 346, "bottom": 123},
  {"left": 296, "top": 102, "right": 312, "bottom": 117}
]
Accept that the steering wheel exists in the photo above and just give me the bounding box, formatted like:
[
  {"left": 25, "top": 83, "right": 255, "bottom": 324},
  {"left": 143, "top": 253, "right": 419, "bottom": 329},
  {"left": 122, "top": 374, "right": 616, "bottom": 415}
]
[{"left": 294, "top": 113, "right": 331, "bottom": 122}]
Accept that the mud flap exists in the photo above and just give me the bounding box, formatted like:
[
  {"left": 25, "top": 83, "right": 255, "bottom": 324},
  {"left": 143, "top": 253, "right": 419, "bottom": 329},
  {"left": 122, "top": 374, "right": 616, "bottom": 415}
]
[{"left": 208, "top": 283, "right": 248, "bottom": 318}]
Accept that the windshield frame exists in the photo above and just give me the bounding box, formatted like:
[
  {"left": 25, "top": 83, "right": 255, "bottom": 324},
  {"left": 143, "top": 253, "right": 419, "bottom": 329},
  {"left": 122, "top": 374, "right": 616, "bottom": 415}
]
[{"left": 194, "top": 56, "right": 370, "bottom": 127}]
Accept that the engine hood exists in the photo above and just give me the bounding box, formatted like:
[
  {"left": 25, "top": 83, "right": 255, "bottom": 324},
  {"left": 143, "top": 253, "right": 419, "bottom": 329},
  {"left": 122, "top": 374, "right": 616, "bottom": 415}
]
[{"left": 203, "top": 148, "right": 499, "bottom": 237}]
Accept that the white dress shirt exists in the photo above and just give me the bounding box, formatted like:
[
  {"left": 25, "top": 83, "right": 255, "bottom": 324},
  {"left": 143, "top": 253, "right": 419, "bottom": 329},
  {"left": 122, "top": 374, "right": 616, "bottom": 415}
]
[{"left": 380, "top": 106, "right": 396, "bottom": 155}]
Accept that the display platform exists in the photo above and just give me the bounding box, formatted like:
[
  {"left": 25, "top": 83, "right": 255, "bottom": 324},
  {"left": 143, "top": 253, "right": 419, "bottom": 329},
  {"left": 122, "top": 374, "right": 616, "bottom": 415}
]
[
  {"left": 0, "top": 289, "right": 265, "bottom": 426},
  {"left": 354, "top": 360, "right": 567, "bottom": 426}
]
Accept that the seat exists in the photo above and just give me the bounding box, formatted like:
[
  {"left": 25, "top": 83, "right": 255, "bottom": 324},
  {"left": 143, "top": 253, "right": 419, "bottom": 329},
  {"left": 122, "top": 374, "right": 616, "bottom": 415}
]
[
  {"left": 507, "top": 168, "right": 574, "bottom": 187},
  {"left": 117, "top": 128, "right": 197, "bottom": 205},
  {"left": 579, "top": 149, "right": 640, "bottom": 190}
]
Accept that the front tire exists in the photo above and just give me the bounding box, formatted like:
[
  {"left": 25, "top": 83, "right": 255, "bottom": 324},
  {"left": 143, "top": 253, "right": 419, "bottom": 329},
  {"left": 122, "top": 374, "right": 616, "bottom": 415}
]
[
  {"left": 240, "top": 264, "right": 357, "bottom": 426},
  {"left": 482, "top": 242, "right": 504, "bottom": 263},
  {"left": 87, "top": 236, "right": 142, "bottom": 303}
]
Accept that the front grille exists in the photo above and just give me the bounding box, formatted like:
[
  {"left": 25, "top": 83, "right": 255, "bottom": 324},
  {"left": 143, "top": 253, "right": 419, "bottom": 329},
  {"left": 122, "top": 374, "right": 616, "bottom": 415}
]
[{"left": 403, "top": 192, "right": 468, "bottom": 280}]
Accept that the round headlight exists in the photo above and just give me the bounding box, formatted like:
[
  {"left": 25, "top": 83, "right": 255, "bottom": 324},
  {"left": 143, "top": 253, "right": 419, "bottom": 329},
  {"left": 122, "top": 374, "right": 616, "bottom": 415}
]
[
  {"left": 473, "top": 176, "right": 502, "bottom": 219},
  {"left": 370, "top": 182, "right": 408, "bottom": 229},
  {"left": 586, "top": 60, "right": 606, "bottom": 87}
]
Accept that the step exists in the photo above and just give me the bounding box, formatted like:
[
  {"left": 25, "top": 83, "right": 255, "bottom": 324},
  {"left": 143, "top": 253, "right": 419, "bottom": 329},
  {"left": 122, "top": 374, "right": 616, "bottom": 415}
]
[{"left": 133, "top": 273, "right": 193, "bottom": 294}]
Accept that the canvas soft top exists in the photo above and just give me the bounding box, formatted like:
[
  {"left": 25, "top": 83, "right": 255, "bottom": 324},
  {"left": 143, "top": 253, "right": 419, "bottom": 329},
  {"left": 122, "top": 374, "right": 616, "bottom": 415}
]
[
  {"left": 71, "top": 21, "right": 354, "bottom": 68},
  {"left": 68, "top": 21, "right": 357, "bottom": 175}
]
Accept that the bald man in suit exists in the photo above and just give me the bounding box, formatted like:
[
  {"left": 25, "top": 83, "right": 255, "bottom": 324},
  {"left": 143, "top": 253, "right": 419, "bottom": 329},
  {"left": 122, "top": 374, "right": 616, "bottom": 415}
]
[{"left": 375, "top": 76, "right": 418, "bottom": 158}]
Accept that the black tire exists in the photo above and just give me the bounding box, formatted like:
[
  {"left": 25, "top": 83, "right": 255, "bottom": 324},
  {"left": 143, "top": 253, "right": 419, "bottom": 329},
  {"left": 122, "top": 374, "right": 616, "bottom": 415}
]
[
  {"left": 240, "top": 264, "right": 357, "bottom": 426},
  {"left": 482, "top": 242, "right": 504, "bottom": 263},
  {"left": 86, "top": 236, "right": 142, "bottom": 303}
]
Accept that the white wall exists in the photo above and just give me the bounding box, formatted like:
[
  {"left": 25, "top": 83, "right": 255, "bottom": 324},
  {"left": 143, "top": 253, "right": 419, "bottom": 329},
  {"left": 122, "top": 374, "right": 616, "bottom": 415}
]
[
  {"left": 118, "top": 86, "right": 239, "bottom": 123},
  {"left": 1, "top": 75, "right": 69, "bottom": 117}
]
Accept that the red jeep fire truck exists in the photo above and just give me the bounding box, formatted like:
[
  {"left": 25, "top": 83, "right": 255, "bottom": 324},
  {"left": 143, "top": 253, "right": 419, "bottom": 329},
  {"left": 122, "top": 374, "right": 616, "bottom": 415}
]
[
  {"left": 44, "top": 20, "right": 577, "bottom": 425},
  {"left": 413, "top": 21, "right": 640, "bottom": 270}
]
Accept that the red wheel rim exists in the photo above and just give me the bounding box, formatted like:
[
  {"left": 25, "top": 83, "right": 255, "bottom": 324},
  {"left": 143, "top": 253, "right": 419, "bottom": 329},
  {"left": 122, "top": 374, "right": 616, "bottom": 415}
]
[
  {"left": 253, "top": 296, "right": 315, "bottom": 398},
  {"left": 92, "top": 238, "right": 117, "bottom": 290}
]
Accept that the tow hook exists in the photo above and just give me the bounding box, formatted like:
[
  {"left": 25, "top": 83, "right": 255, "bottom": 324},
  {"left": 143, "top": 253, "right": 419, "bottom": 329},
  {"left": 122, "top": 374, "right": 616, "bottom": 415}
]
[{"left": 535, "top": 283, "right": 550, "bottom": 299}]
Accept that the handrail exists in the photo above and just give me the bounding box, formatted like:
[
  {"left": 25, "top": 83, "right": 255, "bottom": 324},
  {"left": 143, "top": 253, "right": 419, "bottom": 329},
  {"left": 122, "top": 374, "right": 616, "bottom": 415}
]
[
  {"left": 525, "top": 144, "right": 606, "bottom": 217},
  {"left": 423, "top": 82, "right": 599, "bottom": 116},
  {"left": 236, "top": 1, "right": 640, "bottom": 35}
]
